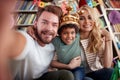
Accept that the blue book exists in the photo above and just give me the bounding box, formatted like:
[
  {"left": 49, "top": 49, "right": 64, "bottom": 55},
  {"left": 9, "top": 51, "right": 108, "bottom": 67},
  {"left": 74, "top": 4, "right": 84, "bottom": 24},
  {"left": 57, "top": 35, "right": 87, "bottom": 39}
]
[
  {"left": 29, "top": 3, "right": 35, "bottom": 10},
  {"left": 20, "top": 1, "right": 28, "bottom": 10}
]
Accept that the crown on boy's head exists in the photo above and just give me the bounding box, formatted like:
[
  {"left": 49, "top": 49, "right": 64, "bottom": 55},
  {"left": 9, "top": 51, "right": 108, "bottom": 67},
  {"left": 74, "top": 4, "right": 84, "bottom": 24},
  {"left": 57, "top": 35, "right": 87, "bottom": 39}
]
[
  {"left": 60, "top": 6, "right": 80, "bottom": 27},
  {"left": 78, "top": 10, "right": 85, "bottom": 15}
]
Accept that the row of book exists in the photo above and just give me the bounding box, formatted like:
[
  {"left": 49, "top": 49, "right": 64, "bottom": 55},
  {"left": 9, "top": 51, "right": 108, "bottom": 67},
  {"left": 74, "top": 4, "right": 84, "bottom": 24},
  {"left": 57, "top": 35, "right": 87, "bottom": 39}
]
[
  {"left": 112, "top": 24, "right": 120, "bottom": 32},
  {"left": 16, "top": 13, "right": 36, "bottom": 25},
  {"left": 97, "top": 0, "right": 118, "bottom": 8},
  {"left": 115, "top": 34, "right": 120, "bottom": 41},
  {"left": 15, "top": 1, "right": 37, "bottom": 11},
  {"left": 115, "top": 34, "right": 120, "bottom": 49}
]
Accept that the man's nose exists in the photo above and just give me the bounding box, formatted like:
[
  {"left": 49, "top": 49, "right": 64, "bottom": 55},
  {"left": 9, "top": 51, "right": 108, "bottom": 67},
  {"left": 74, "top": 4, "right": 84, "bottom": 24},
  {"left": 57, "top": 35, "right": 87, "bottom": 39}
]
[{"left": 46, "top": 23, "right": 53, "bottom": 30}]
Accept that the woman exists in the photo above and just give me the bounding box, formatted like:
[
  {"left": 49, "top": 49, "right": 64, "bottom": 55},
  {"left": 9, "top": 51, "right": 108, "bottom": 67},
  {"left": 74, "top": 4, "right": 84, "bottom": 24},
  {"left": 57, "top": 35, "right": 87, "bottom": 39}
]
[{"left": 78, "top": 5, "right": 113, "bottom": 80}]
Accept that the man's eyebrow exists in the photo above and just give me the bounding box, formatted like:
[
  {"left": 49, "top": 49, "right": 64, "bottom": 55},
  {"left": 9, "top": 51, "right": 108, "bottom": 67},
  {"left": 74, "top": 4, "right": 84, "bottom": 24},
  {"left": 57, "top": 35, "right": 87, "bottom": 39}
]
[
  {"left": 42, "top": 19, "right": 58, "bottom": 24},
  {"left": 41, "top": 19, "right": 47, "bottom": 22}
]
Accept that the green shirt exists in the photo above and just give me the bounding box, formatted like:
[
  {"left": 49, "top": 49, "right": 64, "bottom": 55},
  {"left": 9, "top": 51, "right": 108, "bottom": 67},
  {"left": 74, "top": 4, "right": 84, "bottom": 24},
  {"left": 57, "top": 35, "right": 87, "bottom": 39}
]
[{"left": 52, "top": 33, "right": 81, "bottom": 64}]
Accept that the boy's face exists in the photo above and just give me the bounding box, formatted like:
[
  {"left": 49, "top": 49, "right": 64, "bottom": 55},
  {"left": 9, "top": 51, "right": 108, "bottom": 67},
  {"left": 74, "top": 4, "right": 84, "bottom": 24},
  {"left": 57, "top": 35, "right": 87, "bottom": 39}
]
[{"left": 61, "top": 27, "right": 76, "bottom": 45}]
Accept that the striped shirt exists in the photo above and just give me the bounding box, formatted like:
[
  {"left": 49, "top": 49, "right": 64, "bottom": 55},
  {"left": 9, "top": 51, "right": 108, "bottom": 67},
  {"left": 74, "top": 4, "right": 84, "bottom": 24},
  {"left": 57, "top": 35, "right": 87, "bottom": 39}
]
[{"left": 80, "top": 39, "right": 104, "bottom": 72}]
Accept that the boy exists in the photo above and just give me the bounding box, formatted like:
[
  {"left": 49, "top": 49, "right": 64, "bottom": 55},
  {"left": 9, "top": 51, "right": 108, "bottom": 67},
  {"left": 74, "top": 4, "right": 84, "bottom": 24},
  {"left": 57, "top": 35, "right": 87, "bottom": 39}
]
[{"left": 51, "top": 8, "right": 85, "bottom": 80}]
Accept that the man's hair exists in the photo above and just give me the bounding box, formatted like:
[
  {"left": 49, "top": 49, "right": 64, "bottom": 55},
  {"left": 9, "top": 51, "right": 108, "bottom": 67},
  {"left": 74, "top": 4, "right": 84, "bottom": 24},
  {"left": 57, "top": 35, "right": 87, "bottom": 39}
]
[{"left": 36, "top": 5, "right": 63, "bottom": 21}]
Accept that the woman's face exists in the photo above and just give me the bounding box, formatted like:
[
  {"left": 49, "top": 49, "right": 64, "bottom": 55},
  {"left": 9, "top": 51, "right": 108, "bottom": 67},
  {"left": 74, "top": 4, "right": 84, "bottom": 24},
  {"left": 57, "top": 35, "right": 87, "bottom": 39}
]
[{"left": 79, "top": 9, "right": 94, "bottom": 33}]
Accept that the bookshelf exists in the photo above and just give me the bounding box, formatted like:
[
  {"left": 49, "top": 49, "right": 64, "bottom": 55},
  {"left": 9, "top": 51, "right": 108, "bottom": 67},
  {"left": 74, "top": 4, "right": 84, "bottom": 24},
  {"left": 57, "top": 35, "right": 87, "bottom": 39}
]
[
  {"left": 15, "top": 0, "right": 37, "bottom": 27},
  {"left": 93, "top": 4, "right": 107, "bottom": 28},
  {"left": 96, "top": 1, "right": 120, "bottom": 58}
]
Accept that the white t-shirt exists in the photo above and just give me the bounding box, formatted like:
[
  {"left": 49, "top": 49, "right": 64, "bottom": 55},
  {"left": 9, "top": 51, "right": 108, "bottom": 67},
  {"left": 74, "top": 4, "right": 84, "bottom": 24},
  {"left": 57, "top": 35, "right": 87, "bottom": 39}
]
[{"left": 11, "top": 30, "right": 55, "bottom": 80}]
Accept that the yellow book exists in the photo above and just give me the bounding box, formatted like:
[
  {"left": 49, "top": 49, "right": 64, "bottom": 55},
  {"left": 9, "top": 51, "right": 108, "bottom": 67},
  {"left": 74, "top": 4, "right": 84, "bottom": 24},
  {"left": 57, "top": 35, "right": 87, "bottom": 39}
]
[
  {"left": 27, "top": 14, "right": 36, "bottom": 24},
  {"left": 17, "top": 14, "right": 26, "bottom": 25}
]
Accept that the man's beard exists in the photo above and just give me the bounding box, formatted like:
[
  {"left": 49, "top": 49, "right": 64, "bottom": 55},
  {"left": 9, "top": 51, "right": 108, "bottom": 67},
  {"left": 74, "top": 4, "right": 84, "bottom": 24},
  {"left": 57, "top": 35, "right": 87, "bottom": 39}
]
[{"left": 34, "top": 28, "right": 55, "bottom": 44}]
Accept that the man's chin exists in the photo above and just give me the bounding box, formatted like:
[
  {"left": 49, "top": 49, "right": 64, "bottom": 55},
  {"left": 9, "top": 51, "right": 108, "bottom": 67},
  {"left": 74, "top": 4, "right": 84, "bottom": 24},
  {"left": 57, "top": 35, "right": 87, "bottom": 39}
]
[
  {"left": 43, "top": 41, "right": 51, "bottom": 44},
  {"left": 42, "top": 39, "right": 52, "bottom": 44}
]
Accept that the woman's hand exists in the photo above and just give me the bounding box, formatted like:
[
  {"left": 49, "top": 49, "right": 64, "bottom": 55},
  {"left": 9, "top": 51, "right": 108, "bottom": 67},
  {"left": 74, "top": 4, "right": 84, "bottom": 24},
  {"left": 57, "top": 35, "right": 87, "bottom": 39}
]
[
  {"left": 101, "top": 28, "right": 113, "bottom": 67},
  {"left": 27, "top": 26, "right": 37, "bottom": 40},
  {"left": 101, "top": 28, "right": 112, "bottom": 41}
]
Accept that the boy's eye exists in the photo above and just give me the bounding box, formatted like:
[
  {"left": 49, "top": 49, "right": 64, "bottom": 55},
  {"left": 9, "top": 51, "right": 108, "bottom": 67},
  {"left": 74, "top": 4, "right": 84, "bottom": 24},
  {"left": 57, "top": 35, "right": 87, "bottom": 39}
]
[
  {"left": 63, "top": 32, "right": 67, "bottom": 35},
  {"left": 71, "top": 31, "right": 75, "bottom": 34}
]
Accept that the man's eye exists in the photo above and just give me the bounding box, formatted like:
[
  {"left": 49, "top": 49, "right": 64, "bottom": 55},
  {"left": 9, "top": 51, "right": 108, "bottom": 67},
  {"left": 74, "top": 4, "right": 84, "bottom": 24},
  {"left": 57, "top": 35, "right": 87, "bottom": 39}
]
[{"left": 42, "top": 22, "right": 47, "bottom": 24}]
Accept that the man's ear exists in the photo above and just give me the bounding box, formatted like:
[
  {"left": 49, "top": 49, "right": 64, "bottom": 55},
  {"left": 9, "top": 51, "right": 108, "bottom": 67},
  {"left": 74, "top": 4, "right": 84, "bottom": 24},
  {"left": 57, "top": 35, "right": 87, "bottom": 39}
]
[{"left": 34, "top": 21, "right": 37, "bottom": 28}]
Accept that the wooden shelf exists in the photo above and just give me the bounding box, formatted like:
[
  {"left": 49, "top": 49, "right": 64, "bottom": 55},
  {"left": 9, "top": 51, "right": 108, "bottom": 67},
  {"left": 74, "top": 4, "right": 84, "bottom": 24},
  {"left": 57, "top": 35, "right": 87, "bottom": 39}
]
[
  {"left": 99, "top": 5, "right": 120, "bottom": 57},
  {"left": 15, "top": 24, "right": 34, "bottom": 27},
  {"left": 114, "top": 32, "right": 120, "bottom": 35},
  {"left": 99, "top": 14, "right": 104, "bottom": 17},
  {"left": 105, "top": 8, "right": 120, "bottom": 11},
  {"left": 15, "top": 10, "right": 37, "bottom": 13}
]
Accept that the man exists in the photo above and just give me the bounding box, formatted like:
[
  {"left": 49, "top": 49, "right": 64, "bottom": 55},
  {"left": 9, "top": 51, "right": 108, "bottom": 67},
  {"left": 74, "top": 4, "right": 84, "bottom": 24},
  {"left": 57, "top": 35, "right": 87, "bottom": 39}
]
[
  {"left": 0, "top": 1, "right": 16, "bottom": 80},
  {"left": 0, "top": 1, "right": 74, "bottom": 80}
]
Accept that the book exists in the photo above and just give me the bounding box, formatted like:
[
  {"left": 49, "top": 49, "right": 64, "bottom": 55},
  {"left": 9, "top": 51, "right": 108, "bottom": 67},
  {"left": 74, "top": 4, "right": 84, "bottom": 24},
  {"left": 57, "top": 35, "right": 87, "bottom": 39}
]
[
  {"left": 24, "top": 14, "right": 32, "bottom": 25},
  {"left": 113, "top": 24, "right": 120, "bottom": 32},
  {"left": 29, "top": 2, "right": 36, "bottom": 10},
  {"left": 20, "top": 1, "right": 28, "bottom": 10},
  {"left": 21, "top": 14, "right": 28, "bottom": 24},
  {"left": 17, "top": 14, "right": 26, "bottom": 25},
  {"left": 25, "top": 1, "right": 33, "bottom": 10},
  {"left": 27, "top": 14, "right": 36, "bottom": 24},
  {"left": 31, "top": 14, "right": 36, "bottom": 24}
]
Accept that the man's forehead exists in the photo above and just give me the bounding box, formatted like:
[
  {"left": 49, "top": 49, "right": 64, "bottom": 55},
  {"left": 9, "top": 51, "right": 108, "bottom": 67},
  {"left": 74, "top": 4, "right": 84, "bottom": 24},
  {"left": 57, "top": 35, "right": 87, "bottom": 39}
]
[
  {"left": 41, "top": 19, "right": 59, "bottom": 24},
  {"left": 39, "top": 11, "right": 59, "bottom": 23}
]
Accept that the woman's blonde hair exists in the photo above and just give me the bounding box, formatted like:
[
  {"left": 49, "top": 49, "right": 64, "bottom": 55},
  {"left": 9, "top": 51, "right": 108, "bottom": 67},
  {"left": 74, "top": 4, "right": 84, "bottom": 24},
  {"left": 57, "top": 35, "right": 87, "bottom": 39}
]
[{"left": 78, "top": 5, "right": 103, "bottom": 53}]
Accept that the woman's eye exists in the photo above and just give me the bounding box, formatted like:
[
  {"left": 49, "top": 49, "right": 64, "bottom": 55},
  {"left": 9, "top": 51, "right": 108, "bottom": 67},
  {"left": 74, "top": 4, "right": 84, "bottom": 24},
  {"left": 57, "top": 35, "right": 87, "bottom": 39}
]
[{"left": 79, "top": 16, "right": 84, "bottom": 20}]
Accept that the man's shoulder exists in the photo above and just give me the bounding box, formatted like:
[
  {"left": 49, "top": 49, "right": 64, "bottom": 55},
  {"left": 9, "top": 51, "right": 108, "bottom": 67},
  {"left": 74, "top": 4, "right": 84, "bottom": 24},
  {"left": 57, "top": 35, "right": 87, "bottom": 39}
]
[
  {"left": 12, "top": 30, "right": 36, "bottom": 60},
  {"left": 18, "top": 30, "right": 32, "bottom": 39}
]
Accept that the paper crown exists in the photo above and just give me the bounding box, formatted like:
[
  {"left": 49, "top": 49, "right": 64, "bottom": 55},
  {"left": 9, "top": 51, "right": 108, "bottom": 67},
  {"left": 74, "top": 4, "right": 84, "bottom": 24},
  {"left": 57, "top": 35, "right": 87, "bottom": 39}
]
[
  {"left": 78, "top": 9, "right": 85, "bottom": 15},
  {"left": 60, "top": 6, "right": 80, "bottom": 28}
]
